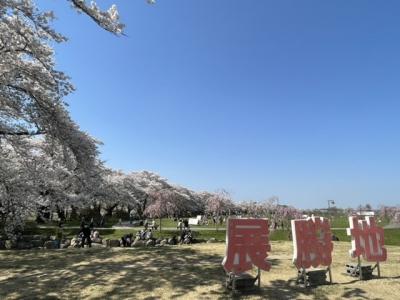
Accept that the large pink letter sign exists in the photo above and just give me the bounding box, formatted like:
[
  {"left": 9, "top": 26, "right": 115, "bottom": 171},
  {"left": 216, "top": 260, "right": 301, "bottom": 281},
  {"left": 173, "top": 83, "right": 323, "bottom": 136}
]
[
  {"left": 347, "top": 216, "right": 387, "bottom": 262},
  {"left": 222, "top": 218, "right": 271, "bottom": 274},
  {"left": 291, "top": 216, "right": 333, "bottom": 269}
]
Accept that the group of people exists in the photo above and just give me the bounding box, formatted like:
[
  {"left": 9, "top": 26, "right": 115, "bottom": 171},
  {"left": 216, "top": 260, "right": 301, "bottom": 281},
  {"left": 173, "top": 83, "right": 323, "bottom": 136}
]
[
  {"left": 175, "top": 219, "right": 194, "bottom": 244},
  {"left": 179, "top": 227, "right": 193, "bottom": 244},
  {"left": 120, "top": 228, "right": 154, "bottom": 247},
  {"left": 176, "top": 219, "right": 189, "bottom": 230}
]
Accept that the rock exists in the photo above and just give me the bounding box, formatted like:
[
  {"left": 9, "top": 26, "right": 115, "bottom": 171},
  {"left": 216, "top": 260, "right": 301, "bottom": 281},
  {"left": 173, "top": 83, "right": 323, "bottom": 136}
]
[
  {"left": 160, "top": 239, "right": 167, "bottom": 246},
  {"left": 102, "top": 239, "right": 109, "bottom": 246},
  {"left": 44, "top": 240, "right": 59, "bottom": 249},
  {"left": 70, "top": 238, "right": 80, "bottom": 248},
  {"left": 167, "top": 238, "right": 177, "bottom": 245},
  {"left": 92, "top": 237, "right": 102, "bottom": 244},
  {"left": 20, "top": 235, "right": 45, "bottom": 242},
  {"left": 91, "top": 242, "right": 105, "bottom": 248},
  {"left": 30, "top": 240, "right": 44, "bottom": 248},
  {"left": 16, "top": 235, "right": 46, "bottom": 248},
  {"left": 155, "top": 239, "right": 162, "bottom": 245},
  {"left": 131, "top": 240, "right": 145, "bottom": 247},
  {"left": 206, "top": 238, "right": 217, "bottom": 243},
  {"left": 5, "top": 240, "right": 16, "bottom": 249},
  {"left": 92, "top": 231, "right": 100, "bottom": 239},
  {"left": 107, "top": 239, "right": 120, "bottom": 247},
  {"left": 146, "top": 239, "right": 155, "bottom": 247},
  {"left": 60, "top": 243, "right": 69, "bottom": 249},
  {"left": 63, "top": 239, "right": 71, "bottom": 247},
  {"left": 16, "top": 241, "right": 34, "bottom": 249}
]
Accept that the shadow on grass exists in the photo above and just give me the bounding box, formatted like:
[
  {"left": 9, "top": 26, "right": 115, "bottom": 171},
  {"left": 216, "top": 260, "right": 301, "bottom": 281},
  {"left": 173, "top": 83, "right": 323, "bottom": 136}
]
[
  {"left": 0, "top": 247, "right": 226, "bottom": 299},
  {"left": 0, "top": 247, "right": 371, "bottom": 299},
  {"left": 204, "top": 278, "right": 335, "bottom": 300},
  {"left": 341, "top": 287, "right": 383, "bottom": 300}
]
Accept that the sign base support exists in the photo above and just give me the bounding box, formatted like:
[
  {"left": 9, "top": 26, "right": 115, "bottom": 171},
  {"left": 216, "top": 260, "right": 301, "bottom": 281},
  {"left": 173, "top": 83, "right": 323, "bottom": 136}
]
[
  {"left": 226, "top": 267, "right": 261, "bottom": 293},
  {"left": 296, "top": 266, "right": 332, "bottom": 287}
]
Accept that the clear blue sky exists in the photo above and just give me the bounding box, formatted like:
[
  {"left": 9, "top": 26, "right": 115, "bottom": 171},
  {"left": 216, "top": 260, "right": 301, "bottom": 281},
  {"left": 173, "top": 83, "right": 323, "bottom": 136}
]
[{"left": 38, "top": 0, "right": 400, "bottom": 209}]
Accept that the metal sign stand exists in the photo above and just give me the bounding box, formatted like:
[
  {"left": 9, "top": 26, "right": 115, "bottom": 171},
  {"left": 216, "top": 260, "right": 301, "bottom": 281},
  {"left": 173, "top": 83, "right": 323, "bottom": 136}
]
[
  {"left": 346, "top": 256, "right": 380, "bottom": 280},
  {"left": 226, "top": 267, "right": 261, "bottom": 293},
  {"left": 296, "top": 266, "right": 332, "bottom": 287}
]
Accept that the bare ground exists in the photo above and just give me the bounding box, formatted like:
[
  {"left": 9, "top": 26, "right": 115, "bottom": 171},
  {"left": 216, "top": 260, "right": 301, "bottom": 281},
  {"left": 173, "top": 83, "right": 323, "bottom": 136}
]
[{"left": 0, "top": 241, "right": 399, "bottom": 299}]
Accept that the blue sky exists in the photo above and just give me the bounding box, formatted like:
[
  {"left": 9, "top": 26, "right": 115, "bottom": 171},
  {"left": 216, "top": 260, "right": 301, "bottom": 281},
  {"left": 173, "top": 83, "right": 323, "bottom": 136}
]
[{"left": 38, "top": 0, "right": 400, "bottom": 209}]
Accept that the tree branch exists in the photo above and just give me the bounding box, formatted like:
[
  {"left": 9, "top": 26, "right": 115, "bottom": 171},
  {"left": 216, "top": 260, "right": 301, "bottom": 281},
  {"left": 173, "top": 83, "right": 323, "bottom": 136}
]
[{"left": 0, "top": 129, "right": 45, "bottom": 136}]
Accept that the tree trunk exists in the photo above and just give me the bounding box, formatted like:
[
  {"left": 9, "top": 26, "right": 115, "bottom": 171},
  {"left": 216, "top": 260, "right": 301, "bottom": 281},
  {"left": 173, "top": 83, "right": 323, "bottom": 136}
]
[
  {"left": 55, "top": 205, "right": 66, "bottom": 222},
  {"left": 106, "top": 203, "right": 118, "bottom": 217}
]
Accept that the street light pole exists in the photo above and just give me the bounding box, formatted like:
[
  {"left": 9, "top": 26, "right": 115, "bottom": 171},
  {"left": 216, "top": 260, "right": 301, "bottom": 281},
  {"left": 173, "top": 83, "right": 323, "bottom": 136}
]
[{"left": 328, "top": 200, "right": 335, "bottom": 209}]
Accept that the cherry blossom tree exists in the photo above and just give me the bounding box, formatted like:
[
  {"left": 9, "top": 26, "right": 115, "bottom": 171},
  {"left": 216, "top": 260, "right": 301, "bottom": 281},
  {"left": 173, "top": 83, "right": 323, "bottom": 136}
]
[
  {"left": 144, "top": 189, "right": 178, "bottom": 231},
  {"left": 205, "top": 190, "right": 234, "bottom": 231},
  {"left": 0, "top": 0, "right": 127, "bottom": 237},
  {"left": 379, "top": 205, "right": 400, "bottom": 224}
]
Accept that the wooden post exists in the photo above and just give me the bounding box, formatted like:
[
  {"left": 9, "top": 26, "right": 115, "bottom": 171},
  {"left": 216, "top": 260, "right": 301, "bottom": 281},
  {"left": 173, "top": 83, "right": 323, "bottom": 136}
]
[
  {"left": 232, "top": 273, "right": 236, "bottom": 293},
  {"left": 257, "top": 267, "right": 261, "bottom": 288},
  {"left": 358, "top": 256, "right": 362, "bottom": 280},
  {"left": 328, "top": 266, "right": 332, "bottom": 283},
  {"left": 302, "top": 268, "right": 307, "bottom": 287},
  {"left": 377, "top": 261, "right": 381, "bottom": 278}
]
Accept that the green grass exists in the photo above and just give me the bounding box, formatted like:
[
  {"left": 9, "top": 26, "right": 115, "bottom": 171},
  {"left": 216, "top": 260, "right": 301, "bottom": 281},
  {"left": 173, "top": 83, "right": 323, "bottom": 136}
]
[
  {"left": 320, "top": 215, "right": 391, "bottom": 228},
  {"left": 22, "top": 221, "right": 400, "bottom": 246},
  {"left": 158, "top": 217, "right": 227, "bottom": 229},
  {"left": 2, "top": 242, "right": 400, "bottom": 299}
]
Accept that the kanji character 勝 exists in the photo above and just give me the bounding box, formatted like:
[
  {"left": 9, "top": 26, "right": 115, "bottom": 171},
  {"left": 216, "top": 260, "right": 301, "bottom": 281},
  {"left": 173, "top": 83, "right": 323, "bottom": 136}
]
[{"left": 292, "top": 216, "right": 333, "bottom": 269}]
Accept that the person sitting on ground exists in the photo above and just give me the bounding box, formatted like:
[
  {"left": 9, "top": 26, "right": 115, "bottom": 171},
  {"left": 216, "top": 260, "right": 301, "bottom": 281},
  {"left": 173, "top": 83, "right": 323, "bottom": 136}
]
[
  {"left": 121, "top": 233, "right": 134, "bottom": 247},
  {"left": 145, "top": 229, "right": 153, "bottom": 240},
  {"left": 331, "top": 234, "right": 339, "bottom": 241},
  {"left": 168, "top": 235, "right": 177, "bottom": 245},
  {"left": 140, "top": 229, "right": 146, "bottom": 240},
  {"left": 182, "top": 229, "right": 193, "bottom": 244}
]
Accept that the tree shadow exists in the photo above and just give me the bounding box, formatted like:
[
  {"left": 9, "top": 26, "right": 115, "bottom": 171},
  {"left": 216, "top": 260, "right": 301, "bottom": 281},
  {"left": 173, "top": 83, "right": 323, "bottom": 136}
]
[
  {"left": 0, "top": 247, "right": 227, "bottom": 299},
  {"left": 0, "top": 247, "right": 375, "bottom": 299},
  {"left": 341, "top": 287, "right": 383, "bottom": 300}
]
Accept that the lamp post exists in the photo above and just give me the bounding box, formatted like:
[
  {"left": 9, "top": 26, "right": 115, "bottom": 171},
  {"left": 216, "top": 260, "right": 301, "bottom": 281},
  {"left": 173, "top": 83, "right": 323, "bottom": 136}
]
[{"left": 328, "top": 200, "right": 335, "bottom": 209}]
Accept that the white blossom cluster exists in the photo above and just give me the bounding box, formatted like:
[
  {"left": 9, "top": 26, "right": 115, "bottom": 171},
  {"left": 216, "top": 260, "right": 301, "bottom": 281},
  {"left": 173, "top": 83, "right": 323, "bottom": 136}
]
[{"left": 69, "top": 0, "right": 124, "bottom": 34}]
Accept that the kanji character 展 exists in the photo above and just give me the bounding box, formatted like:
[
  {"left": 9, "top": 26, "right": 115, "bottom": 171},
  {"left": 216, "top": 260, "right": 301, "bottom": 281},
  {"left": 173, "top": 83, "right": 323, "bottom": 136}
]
[{"left": 222, "top": 218, "right": 271, "bottom": 274}]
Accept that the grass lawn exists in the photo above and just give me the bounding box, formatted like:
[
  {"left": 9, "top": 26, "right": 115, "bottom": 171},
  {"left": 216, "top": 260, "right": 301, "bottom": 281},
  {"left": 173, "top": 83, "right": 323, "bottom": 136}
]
[
  {"left": 1, "top": 241, "right": 400, "bottom": 299},
  {"left": 320, "top": 215, "right": 391, "bottom": 228},
  {"left": 22, "top": 225, "right": 400, "bottom": 246}
]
